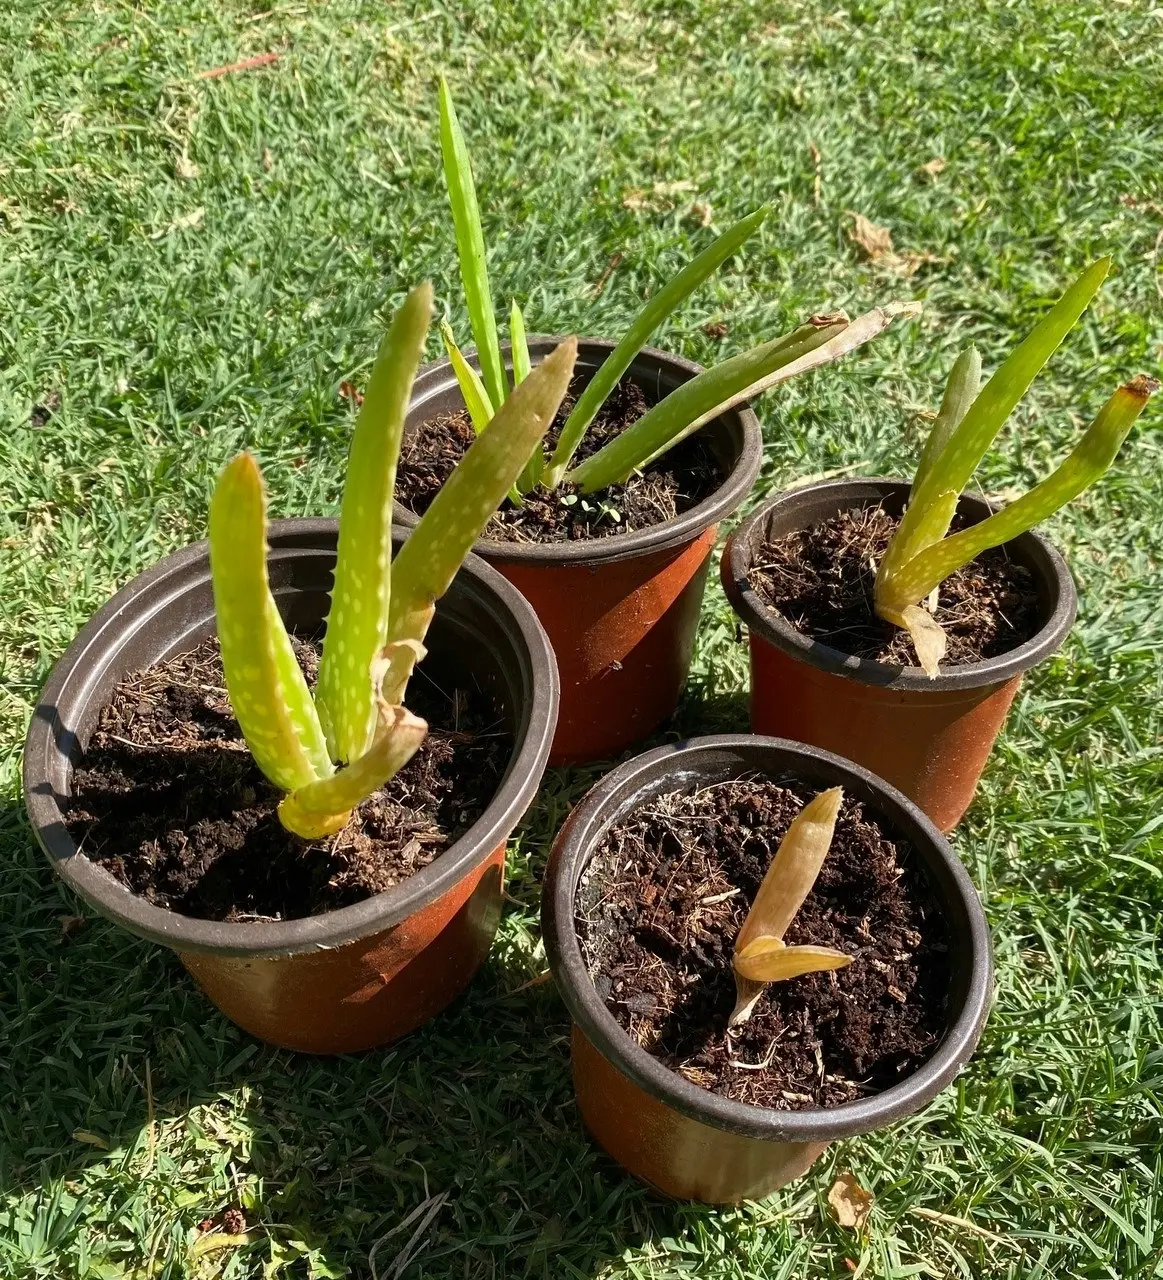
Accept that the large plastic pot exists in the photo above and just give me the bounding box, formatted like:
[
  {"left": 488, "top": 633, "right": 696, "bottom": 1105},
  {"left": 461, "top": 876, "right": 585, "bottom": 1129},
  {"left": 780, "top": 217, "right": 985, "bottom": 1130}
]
[
  {"left": 23, "top": 520, "right": 558, "bottom": 1054},
  {"left": 721, "top": 479, "right": 1077, "bottom": 831},
  {"left": 397, "top": 338, "right": 763, "bottom": 765},
  {"left": 542, "top": 734, "right": 993, "bottom": 1203}
]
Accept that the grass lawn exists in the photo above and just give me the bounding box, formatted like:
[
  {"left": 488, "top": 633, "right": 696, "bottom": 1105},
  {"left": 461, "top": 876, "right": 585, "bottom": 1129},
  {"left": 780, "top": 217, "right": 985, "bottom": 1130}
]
[{"left": 2, "top": 0, "right": 1162, "bottom": 1275}]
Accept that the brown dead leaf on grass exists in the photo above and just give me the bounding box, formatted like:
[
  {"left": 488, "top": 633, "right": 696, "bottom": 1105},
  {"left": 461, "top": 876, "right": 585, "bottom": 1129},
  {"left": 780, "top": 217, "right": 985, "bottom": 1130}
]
[
  {"left": 915, "top": 156, "right": 947, "bottom": 180},
  {"left": 688, "top": 200, "right": 713, "bottom": 227},
  {"left": 622, "top": 180, "right": 699, "bottom": 214},
  {"left": 847, "top": 213, "right": 895, "bottom": 261},
  {"left": 828, "top": 1171, "right": 874, "bottom": 1232},
  {"left": 339, "top": 380, "right": 364, "bottom": 407}
]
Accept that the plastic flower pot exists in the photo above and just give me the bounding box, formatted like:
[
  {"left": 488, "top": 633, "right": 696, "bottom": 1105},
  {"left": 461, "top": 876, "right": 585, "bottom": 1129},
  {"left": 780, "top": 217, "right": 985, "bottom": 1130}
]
[
  {"left": 542, "top": 734, "right": 993, "bottom": 1204},
  {"left": 23, "top": 519, "right": 558, "bottom": 1054},
  {"left": 397, "top": 338, "right": 763, "bottom": 765},
  {"left": 721, "top": 479, "right": 1077, "bottom": 832}
]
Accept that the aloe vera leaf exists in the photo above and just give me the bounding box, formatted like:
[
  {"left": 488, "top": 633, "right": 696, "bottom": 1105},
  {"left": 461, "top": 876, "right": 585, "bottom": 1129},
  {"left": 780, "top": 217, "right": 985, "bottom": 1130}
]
[
  {"left": 439, "top": 76, "right": 507, "bottom": 409},
  {"left": 278, "top": 705, "right": 427, "bottom": 839},
  {"left": 910, "top": 346, "right": 983, "bottom": 501},
  {"left": 208, "top": 453, "right": 332, "bottom": 792},
  {"left": 511, "top": 301, "right": 545, "bottom": 493},
  {"left": 883, "top": 374, "right": 1158, "bottom": 612},
  {"left": 734, "top": 940, "right": 852, "bottom": 983},
  {"left": 569, "top": 301, "right": 920, "bottom": 493},
  {"left": 542, "top": 204, "right": 770, "bottom": 486},
  {"left": 388, "top": 336, "right": 578, "bottom": 652},
  {"left": 440, "top": 321, "right": 495, "bottom": 432},
  {"left": 876, "top": 489, "right": 958, "bottom": 600},
  {"left": 314, "top": 284, "right": 433, "bottom": 764}
]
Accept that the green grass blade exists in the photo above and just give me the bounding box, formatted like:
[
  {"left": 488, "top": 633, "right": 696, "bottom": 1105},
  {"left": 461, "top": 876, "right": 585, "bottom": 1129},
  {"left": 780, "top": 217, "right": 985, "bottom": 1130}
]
[
  {"left": 908, "top": 258, "right": 1110, "bottom": 522},
  {"left": 439, "top": 75, "right": 507, "bottom": 410},
  {"left": 543, "top": 204, "right": 770, "bottom": 486},
  {"left": 441, "top": 321, "right": 495, "bottom": 432},
  {"left": 511, "top": 301, "right": 545, "bottom": 493},
  {"left": 278, "top": 706, "right": 427, "bottom": 839},
  {"left": 568, "top": 302, "right": 919, "bottom": 493},
  {"left": 209, "top": 453, "right": 331, "bottom": 792},
  {"left": 911, "top": 346, "right": 982, "bottom": 500},
  {"left": 883, "top": 374, "right": 1157, "bottom": 610},
  {"left": 315, "top": 283, "right": 433, "bottom": 764},
  {"left": 388, "top": 337, "right": 577, "bottom": 650}
]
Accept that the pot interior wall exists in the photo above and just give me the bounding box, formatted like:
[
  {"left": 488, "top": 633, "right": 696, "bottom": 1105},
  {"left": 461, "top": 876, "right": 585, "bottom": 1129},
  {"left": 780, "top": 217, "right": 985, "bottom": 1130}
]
[{"left": 46, "top": 549, "right": 526, "bottom": 806}]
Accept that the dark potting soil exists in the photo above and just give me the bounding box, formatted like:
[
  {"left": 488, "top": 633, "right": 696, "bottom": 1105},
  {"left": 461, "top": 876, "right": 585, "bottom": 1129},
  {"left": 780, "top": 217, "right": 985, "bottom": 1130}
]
[
  {"left": 576, "top": 779, "right": 950, "bottom": 1110},
  {"left": 396, "top": 376, "right": 723, "bottom": 543},
  {"left": 65, "top": 636, "right": 511, "bottom": 922},
  {"left": 749, "top": 504, "right": 1040, "bottom": 666}
]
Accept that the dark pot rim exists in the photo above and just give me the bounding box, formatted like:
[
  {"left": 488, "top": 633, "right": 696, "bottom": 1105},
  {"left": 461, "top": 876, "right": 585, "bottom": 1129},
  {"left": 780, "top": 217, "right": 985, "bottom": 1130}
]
[
  {"left": 542, "top": 733, "right": 994, "bottom": 1144},
  {"left": 22, "top": 518, "right": 559, "bottom": 958},
  {"left": 395, "top": 336, "right": 764, "bottom": 566},
  {"left": 721, "top": 477, "right": 1078, "bottom": 692}
]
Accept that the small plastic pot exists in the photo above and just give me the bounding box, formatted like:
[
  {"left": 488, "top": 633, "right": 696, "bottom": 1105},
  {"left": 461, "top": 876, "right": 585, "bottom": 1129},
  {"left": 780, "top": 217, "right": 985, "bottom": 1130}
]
[
  {"left": 398, "top": 338, "right": 763, "bottom": 765},
  {"left": 721, "top": 479, "right": 1077, "bottom": 831},
  {"left": 23, "top": 520, "right": 558, "bottom": 1054},
  {"left": 542, "top": 734, "right": 993, "bottom": 1204}
]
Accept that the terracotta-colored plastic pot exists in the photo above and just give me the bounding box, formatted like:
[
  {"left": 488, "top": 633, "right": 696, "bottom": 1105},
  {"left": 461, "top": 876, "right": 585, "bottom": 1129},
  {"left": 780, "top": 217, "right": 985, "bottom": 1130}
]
[
  {"left": 23, "top": 520, "right": 558, "bottom": 1054},
  {"left": 721, "top": 479, "right": 1077, "bottom": 831},
  {"left": 542, "top": 734, "right": 993, "bottom": 1204},
  {"left": 398, "top": 338, "right": 763, "bottom": 765}
]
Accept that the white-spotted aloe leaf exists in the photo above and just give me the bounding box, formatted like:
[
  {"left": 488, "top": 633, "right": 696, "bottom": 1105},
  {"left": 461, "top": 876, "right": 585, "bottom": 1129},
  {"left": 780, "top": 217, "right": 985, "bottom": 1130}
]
[
  {"left": 208, "top": 453, "right": 332, "bottom": 792},
  {"left": 278, "top": 705, "right": 427, "bottom": 840},
  {"left": 440, "top": 321, "right": 495, "bottom": 433},
  {"left": 543, "top": 205, "right": 771, "bottom": 487},
  {"left": 881, "top": 374, "right": 1159, "bottom": 619},
  {"left": 568, "top": 303, "right": 920, "bottom": 493},
  {"left": 439, "top": 76, "right": 507, "bottom": 410},
  {"left": 315, "top": 283, "right": 433, "bottom": 764},
  {"left": 910, "top": 346, "right": 982, "bottom": 502},
  {"left": 388, "top": 337, "right": 577, "bottom": 658}
]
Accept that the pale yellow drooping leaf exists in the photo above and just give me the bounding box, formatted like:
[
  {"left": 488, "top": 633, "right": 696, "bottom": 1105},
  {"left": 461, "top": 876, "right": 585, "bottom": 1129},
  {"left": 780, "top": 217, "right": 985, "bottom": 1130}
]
[
  {"left": 734, "top": 939, "right": 853, "bottom": 983},
  {"left": 881, "top": 603, "right": 948, "bottom": 677}
]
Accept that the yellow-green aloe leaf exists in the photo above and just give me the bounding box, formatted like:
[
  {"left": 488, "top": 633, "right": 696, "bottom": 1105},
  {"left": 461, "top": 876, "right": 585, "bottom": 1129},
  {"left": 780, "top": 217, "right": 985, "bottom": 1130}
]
[
  {"left": 910, "top": 346, "right": 983, "bottom": 501},
  {"left": 907, "top": 258, "right": 1110, "bottom": 524},
  {"left": 543, "top": 204, "right": 771, "bottom": 487},
  {"left": 439, "top": 76, "right": 507, "bottom": 410},
  {"left": 315, "top": 283, "right": 433, "bottom": 764},
  {"left": 875, "top": 489, "right": 958, "bottom": 610},
  {"left": 208, "top": 453, "right": 332, "bottom": 793},
  {"left": 734, "top": 938, "right": 852, "bottom": 983},
  {"left": 511, "top": 301, "right": 544, "bottom": 492},
  {"left": 568, "top": 302, "right": 921, "bottom": 493},
  {"left": 278, "top": 705, "right": 427, "bottom": 839},
  {"left": 735, "top": 786, "right": 844, "bottom": 956},
  {"left": 388, "top": 337, "right": 577, "bottom": 651},
  {"left": 441, "top": 321, "right": 494, "bottom": 433},
  {"left": 884, "top": 374, "right": 1159, "bottom": 613}
]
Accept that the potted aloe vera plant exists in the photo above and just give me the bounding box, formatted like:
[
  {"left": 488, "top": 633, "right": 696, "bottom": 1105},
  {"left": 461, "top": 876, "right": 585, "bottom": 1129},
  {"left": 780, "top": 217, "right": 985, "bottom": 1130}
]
[
  {"left": 542, "top": 734, "right": 992, "bottom": 1202},
  {"left": 722, "top": 258, "right": 1158, "bottom": 830},
  {"left": 393, "top": 79, "right": 920, "bottom": 763},
  {"left": 23, "top": 284, "right": 576, "bottom": 1053}
]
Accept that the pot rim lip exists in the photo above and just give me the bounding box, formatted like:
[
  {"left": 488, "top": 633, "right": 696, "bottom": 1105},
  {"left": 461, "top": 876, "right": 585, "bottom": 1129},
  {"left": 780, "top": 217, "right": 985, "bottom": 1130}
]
[
  {"left": 542, "top": 733, "right": 994, "bottom": 1144},
  {"left": 721, "top": 477, "right": 1078, "bottom": 692},
  {"left": 22, "top": 517, "right": 559, "bottom": 958},
  {"left": 395, "top": 336, "right": 764, "bottom": 566}
]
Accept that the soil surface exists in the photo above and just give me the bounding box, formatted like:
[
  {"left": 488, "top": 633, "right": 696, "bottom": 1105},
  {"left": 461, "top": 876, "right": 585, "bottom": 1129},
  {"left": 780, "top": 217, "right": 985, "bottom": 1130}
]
[
  {"left": 396, "top": 376, "right": 723, "bottom": 544},
  {"left": 66, "top": 636, "right": 511, "bottom": 922},
  {"left": 749, "top": 504, "right": 1040, "bottom": 666},
  {"left": 577, "top": 778, "right": 950, "bottom": 1110}
]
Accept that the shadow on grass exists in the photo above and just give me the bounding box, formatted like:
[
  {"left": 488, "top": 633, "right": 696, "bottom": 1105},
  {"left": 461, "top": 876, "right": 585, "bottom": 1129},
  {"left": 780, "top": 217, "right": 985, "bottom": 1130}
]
[{"left": 0, "top": 789, "right": 723, "bottom": 1279}]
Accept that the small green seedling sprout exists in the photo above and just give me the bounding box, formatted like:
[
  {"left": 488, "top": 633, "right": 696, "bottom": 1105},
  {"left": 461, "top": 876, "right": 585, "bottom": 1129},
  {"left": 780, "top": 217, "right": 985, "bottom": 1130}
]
[
  {"left": 875, "top": 257, "right": 1160, "bottom": 675},
  {"left": 209, "top": 282, "right": 578, "bottom": 839},
  {"left": 730, "top": 787, "right": 851, "bottom": 1028},
  {"left": 437, "top": 77, "right": 920, "bottom": 506}
]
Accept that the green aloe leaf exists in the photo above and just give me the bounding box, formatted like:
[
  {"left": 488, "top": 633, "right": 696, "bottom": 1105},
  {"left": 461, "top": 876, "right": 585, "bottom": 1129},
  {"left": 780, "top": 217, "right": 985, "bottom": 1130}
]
[
  {"left": 881, "top": 375, "right": 1157, "bottom": 612},
  {"left": 510, "top": 301, "right": 545, "bottom": 493},
  {"left": 315, "top": 283, "right": 433, "bottom": 763},
  {"left": 278, "top": 706, "right": 427, "bottom": 839},
  {"left": 388, "top": 337, "right": 578, "bottom": 654},
  {"left": 439, "top": 76, "right": 507, "bottom": 410},
  {"left": 208, "top": 453, "right": 332, "bottom": 792},
  {"left": 568, "top": 302, "right": 920, "bottom": 493},
  {"left": 441, "top": 321, "right": 495, "bottom": 433},
  {"left": 910, "top": 346, "right": 982, "bottom": 501},
  {"left": 543, "top": 204, "right": 771, "bottom": 486}
]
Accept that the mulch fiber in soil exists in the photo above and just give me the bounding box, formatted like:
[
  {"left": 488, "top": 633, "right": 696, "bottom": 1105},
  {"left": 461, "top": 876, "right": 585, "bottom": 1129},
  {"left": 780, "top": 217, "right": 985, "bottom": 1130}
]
[
  {"left": 396, "top": 376, "right": 723, "bottom": 544},
  {"left": 66, "top": 636, "right": 511, "bottom": 922},
  {"left": 577, "top": 777, "right": 951, "bottom": 1111},
  {"left": 749, "top": 504, "right": 1040, "bottom": 666}
]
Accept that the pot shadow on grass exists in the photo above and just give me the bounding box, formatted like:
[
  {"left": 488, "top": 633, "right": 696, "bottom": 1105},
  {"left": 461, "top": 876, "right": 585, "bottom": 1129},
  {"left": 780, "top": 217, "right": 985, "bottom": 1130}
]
[{"left": 0, "top": 788, "right": 756, "bottom": 1279}]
